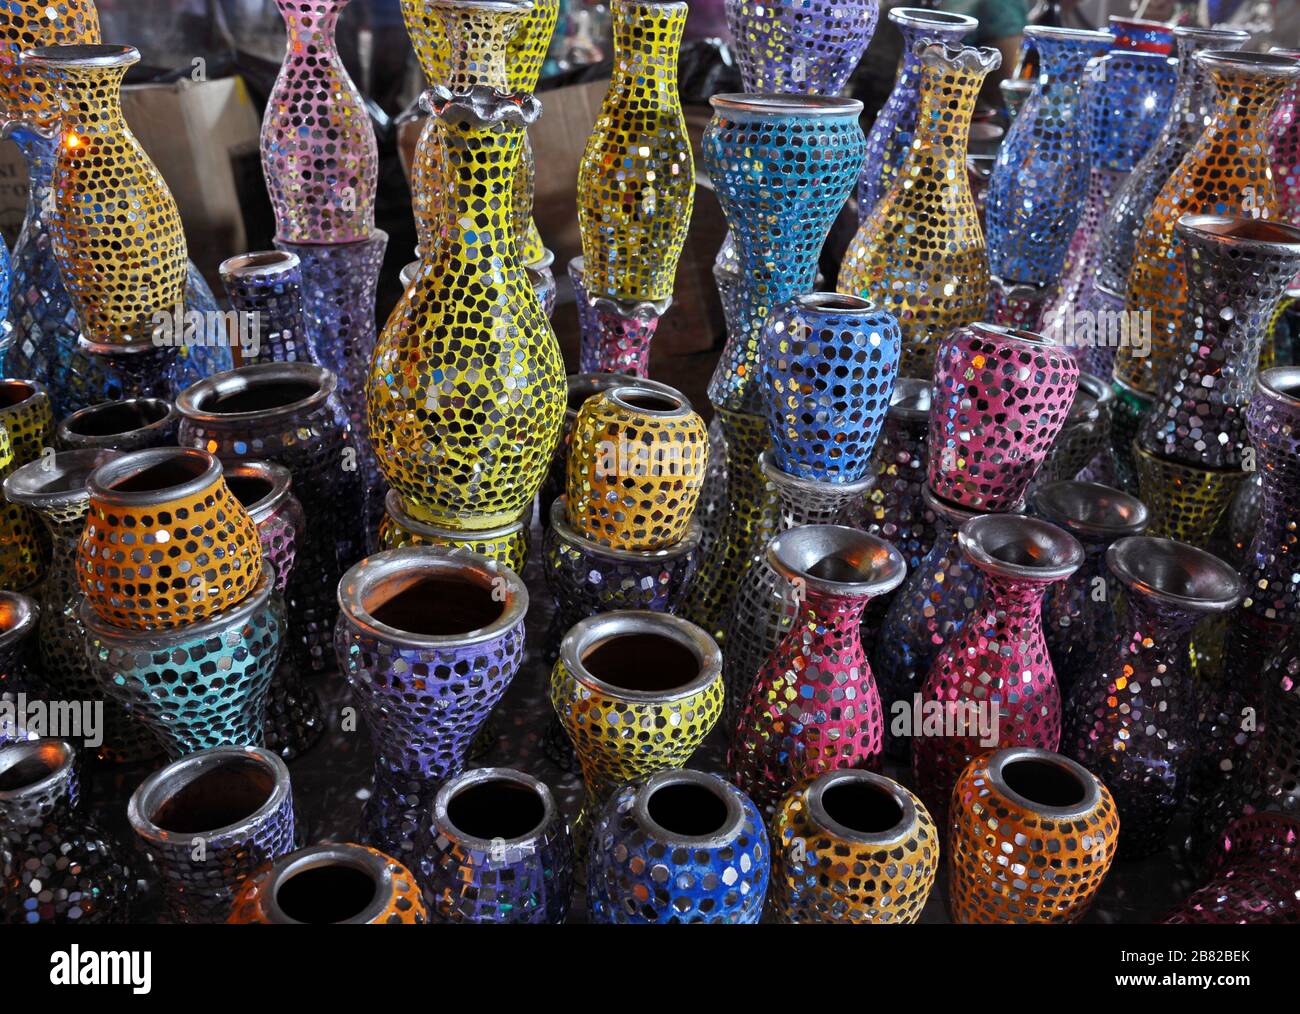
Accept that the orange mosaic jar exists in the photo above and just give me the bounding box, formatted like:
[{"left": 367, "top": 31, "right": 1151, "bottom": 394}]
[{"left": 77, "top": 448, "right": 263, "bottom": 630}]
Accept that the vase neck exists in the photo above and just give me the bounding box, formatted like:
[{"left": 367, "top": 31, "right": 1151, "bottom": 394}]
[
  {"left": 911, "top": 59, "right": 988, "bottom": 166},
  {"left": 610, "top": 2, "right": 685, "bottom": 101},
  {"left": 1207, "top": 69, "right": 1294, "bottom": 146},
  {"left": 52, "top": 65, "right": 128, "bottom": 133},
  {"left": 279, "top": 0, "right": 343, "bottom": 43},
  {"left": 1123, "top": 587, "right": 1203, "bottom": 650},
  {"left": 979, "top": 572, "right": 1051, "bottom": 623},
  {"left": 437, "top": 4, "right": 529, "bottom": 93},
  {"left": 798, "top": 587, "right": 870, "bottom": 633},
  {"left": 422, "top": 116, "right": 525, "bottom": 261},
  {"left": 7, "top": 125, "right": 56, "bottom": 227}
]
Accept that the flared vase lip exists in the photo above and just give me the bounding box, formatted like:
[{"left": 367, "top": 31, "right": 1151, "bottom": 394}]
[
  {"left": 0, "top": 377, "right": 46, "bottom": 415},
  {"left": 1256, "top": 366, "right": 1300, "bottom": 412},
  {"left": 257, "top": 843, "right": 396, "bottom": 925},
  {"left": 766, "top": 524, "right": 908, "bottom": 599},
  {"left": 890, "top": 7, "right": 978, "bottom": 31},
  {"left": 548, "top": 496, "right": 702, "bottom": 560},
  {"left": 1173, "top": 25, "right": 1251, "bottom": 47},
  {"left": 21, "top": 44, "right": 140, "bottom": 70},
  {"left": 915, "top": 40, "right": 1002, "bottom": 74},
  {"left": 56, "top": 396, "right": 178, "bottom": 447},
  {"left": 0, "top": 590, "right": 39, "bottom": 653},
  {"left": 433, "top": 766, "right": 557, "bottom": 852},
  {"left": 958, "top": 513, "right": 1084, "bottom": 582},
  {"left": 759, "top": 449, "right": 876, "bottom": 498},
  {"left": 1269, "top": 46, "right": 1300, "bottom": 59},
  {"left": 559, "top": 609, "right": 722, "bottom": 704},
  {"left": 175, "top": 361, "right": 338, "bottom": 425},
  {"left": 805, "top": 769, "right": 920, "bottom": 847},
  {"left": 1195, "top": 49, "right": 1300, "bottom": 79},
  {"left": 223, "top": 460, "right": 295, "bottom": 524},
  {"left": 219, "top": 249, "right": 301, "bottom": 279},
  {"left": 336, "top": 546, "right": 528, "bottom": 648},
  {"left": 887, "top": 377, "right": 933, "bottom": 422},
  {"left": 81, "top": 567, "right": 277, "bottom": 644},
  {"left": 4, "top": 448, "right": 121, "bottom": 510},
  {"left": 709, "top": 93, "right": 864, "bottom": 119},
  {"left": 86, "top": 446, "right": 223, "bottom": 508},
  {"left": 792, "top": 291, "right": 883, "bottom": 316},
  {"left": 631, "top": 769, "right": 746, "bottom": 849},
  {"left": 0, "top": 738, "right": 74, "bottom": 804},
  {"left": 1176, "top": 214, "right": 1300, "bottom": 254},
  {"left": 386, "top": 489, "right": 531, "bottom": 542},
  {"left": 427, "top": 0, "right": 536, "bottom": 15},
  {"left": 1031, "top": 480, "right": 1150, "bottom": 540},
  {"left": 986, "top": 747, "right": 1102, "bottom": 820},
  {"left": 126, "top": 745, "right": 291, "bottom": 847},
  {"left": 1107, "top": 536, "right": 1244, "bottom": 613},
  {"left": 605, "top": 384, "right": 692, "bottom": 419}
]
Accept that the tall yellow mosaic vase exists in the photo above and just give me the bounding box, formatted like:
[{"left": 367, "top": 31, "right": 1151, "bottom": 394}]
[{"left": 508, "top": 0, "right": 559, "bottom": 269}]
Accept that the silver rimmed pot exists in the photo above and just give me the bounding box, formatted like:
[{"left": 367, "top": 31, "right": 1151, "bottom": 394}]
[{"left": 55, "top": 397, "right": 178, "bottom": 452}]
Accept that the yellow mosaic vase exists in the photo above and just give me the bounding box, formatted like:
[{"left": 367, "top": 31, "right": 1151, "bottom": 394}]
[
  {"left": 22, "top": 44, "right": 187, "bottom": 349},
  {"left": 508, "top": 0, "right": 559, "bottom": 269},
  {"left": 841, "top": 42, "right": 1001, "bottom": 379},
  {"left": 402, "top": 0, "right": 450, "bottom": 260},
  {"left": 1122, "top": 51, "right": 1300, "bottom": 394},
  {"left": 0, "top": 0, "right": 100, "bottom": 125},
  {"left": 376, "top": 489, "right": 531, "bottom": 573},
  {"left": 576, "top": 0, "right": 693, "bottom": 303},
  {"left": 1132, "top": 442, "right": 1248, "bottom": 545},
  {"left": 369, "top": 0, "right": 565, "bottom": 531}
]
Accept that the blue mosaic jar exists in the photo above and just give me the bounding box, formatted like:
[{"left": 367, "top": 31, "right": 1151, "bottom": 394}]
[
  {"left": 587, "top": 769, "right": 769, "bottom": 924},
  {"left": 219, "top": 250, "right": 318, "bottom": 365}
]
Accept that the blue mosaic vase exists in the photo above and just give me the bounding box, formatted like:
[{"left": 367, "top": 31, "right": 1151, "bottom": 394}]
[{"left": 220, "top": 250, "right": 318, "bottom": 365}]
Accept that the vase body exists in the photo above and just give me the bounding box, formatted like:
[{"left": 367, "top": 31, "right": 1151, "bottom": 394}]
[
  {"left": 985, "top": 27, "right": 1113, "bottom": 291},
  {"left": 949, "top": 747, "right": 1119, "bottom": 923},
  {"left": 725, "top": 0, "right": 877, "bottom": 95},
  {"left": 730, "top": 525, "right": 907, "bottom": 815},
  {"left": 928, "top": 323, "right": 1080, "bottom": 512},
  {"left": 335, "top": 548, "right": 528, "bottom": 861},
  {"left": 1166, "top": 813, "right": 1300, "bottom": 924},
  {"left": 0, "top": 385, "right": 50, "bottom": 591},
  {"left": 862, "top": 378, "right": 937, "bottom": 573},
  {"left": 1270, "top": 54, "right": 1300, "bottom": 289},
  {"left": 857, "top": 9, "right": 977, "bottom": 221},
  {"left": 128, "top": 746, "right": 296, "bottom": 923},
  {"left": 587, "top": 769, "right": 768, "bottom": 923},
  {"left": 263, "top": 0, "right": 377, "bottom": 243},
  {"left": 1132, "top": 442, "right": 1249, "bottom": 544},
  {"left": 56, "top": 397, "right": 178, "bottom": 452},
  {"left": 0, "top": 1, "right": 100, "bottom": 127},
  {"left": 762, "top": 293, "right": 900, "bottom": 483},
  {"left": 841, "top": 44, "right": 999, "bottom": 378},
  {"left": 0, "top": 739, "right": 131, "bottom": 924},
  {"left": 771, "top": 770, "right": 938, "bottom": 923},
  {"left": 220, "top": 251, "right": 317, "bottom": 365},
  {"left": 1037, "top": 372, "right": 1114, "bottom": 487},
  {"left": 1121, "top": 52, "right": 1300, "bottom": 395}
]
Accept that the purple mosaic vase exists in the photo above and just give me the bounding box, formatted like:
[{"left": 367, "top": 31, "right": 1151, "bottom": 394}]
[
  {"left": 219, "top": 251, "right": 318, "bottom": 365},
  {"left": 335, "top": 547, "right": 528, "bottom": 863},
  {"left": 1166, "top": 813, "right": 1300, "bottom": 925},
  {"left": 724, "top": 0, "right": 879, "bottom": 95}
]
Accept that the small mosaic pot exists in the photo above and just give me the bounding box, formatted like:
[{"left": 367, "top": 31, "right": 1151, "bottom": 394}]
[
  {"left": 948, "top": 747, "right": 1119, "bottom": 924},
  {"left": 417, "top": 767, "right": 572, "bottom": 924},
  {"left": 565, "top": 384, "right": 708, "bottom": 551},
  {"left": 77, "top": 447, "right": 264, "bottom": 630},
  {"left": 228, "top": 843, "right": 428, "bottom": 924},
  {"left": 771, "top": 769, "right": 939, "bottom": 924},
  {"left": 587, "top": 769, "right": 769, "bottom": 924},
  {"left": 377, "top": 490, "right": 530, "bottom": 574},
  {"left": 127, "top": 745, "right": 296, "bottom": 923},
  {"left": 55, "top": 397, "right": 178, "bottom": 452}
]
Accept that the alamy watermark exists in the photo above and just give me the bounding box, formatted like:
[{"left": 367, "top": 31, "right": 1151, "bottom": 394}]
[
  {"left": 592, "top": 438, "right": 702, "bottom": 480},
  {"left": 890, "top": 694, "right": 1000, "bottom": 748},
  {"left": 152, "top": 305, "right": 261, "bottom": 359},
  {"left": 0, "top": 694, "right": 104, "bottom": 747},
  {"left": 1040, "top": 305, "right": 1152, "bottom": 359}
]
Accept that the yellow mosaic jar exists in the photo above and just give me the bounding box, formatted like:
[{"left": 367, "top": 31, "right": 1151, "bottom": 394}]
[{"left": 377, "top": 489, "right": 531, "bottom": 573}]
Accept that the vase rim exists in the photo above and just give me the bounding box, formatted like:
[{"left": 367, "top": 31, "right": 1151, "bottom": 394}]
[
  {"left": 565, "top": 371, "right": 685, "bottom": 419},
  {"left": 0, "top": 590, "right": 38, "bottom": 654},
  {"left": 921, "top": 483, "right": 999, "bottom": 526},
  {"left": 805, "top": 769, "right": 920, "bottom": 847},
  {"left": 223, "top": 460, "right": 295, "bottom": 524},
  {"left": 219, "top": 249, "right": 301, "bottom": 279},
  {"left": 1107, "top": 536, "right": 1243, "bottom": 613},
  {"left": 605, "top": 384, "right": 691, "bottom": 419},
  {"left": 793, "top": 291, "right": 882, "bottom": 316},
  {"left": 1023, "top": 25, "right": 1113, "bottom": 45},
  {"left": 175, "top": 361, "right": 337, "bottom": 425},
  {"left": 4, "top": 448, "right": 121, "bottom": 511},
  {"left": 1173, "top": 25, "right": 1251, "bottom": 46},
  {"left": 21, "top": 44, "right": 140, "bottom": 70},
  {"left": 1031, "top": 481, "right": 1149, "bottom": 540},
  {"left": 56, "top": 397, "right": 177, "bottom": 448},
  {"left": 389, "top": 490, "right": 531, "bottom": 542},
  {"left": 709, "top": 92, "right": 864, "bottom": 118},
  {"left": 766, "top": 524, "right": 907, "bottom": 599},
  {"left": 256, "top": 844, "right": 396, "bottom": 925},
  {"left": 759, "top": 448, "right": 876, "bottom": 498},
  {"left": 547, "top": 496, "right": 701, "bottom": 560},
  {"left": 337, "top": 547, "right": 528, "bottom": 648},
  {"left": 0, "top": 738, "right": 73, "bottom": 804},
  {"left": 86, "top": 446, "right": 222, "bottom": 508},
  {"left": 987, "top": 748, "right": 1102, "bottom": 820},
  {"left": 1177, "top": 214, "right": 1300, "bottom": 252},
  {"left": 0, "top": 378, "right": 45, "bottom": 415},
  {"left": 964, "top": 319, "right": 1064, "bottom": 353},
  {"left": 887, "top": 377, "right": 933, "bottom": 422},
  {"left": 1269, "top": 46, "right": 1300, "bottom": 59},
  {"left": 1256, "top": 367, "right": 1300, "bottom": 411},
  {"left": 428, "top": 0, "right": 535, "bottom": 15},
  {"left": 1195, "top": 49, "right": 1300, "bottom": 79},
  {"left": 81, "top": 567, "right": 276, "bottom": 644},
  {"left": 632, "top": 769, "right": 746, "bottom": 849},
  {"left": 274, "top": 227, "right": 389, "bottom": 254},
  {"left": 433, "top": 766, "right": 557, "bottom": 851},
  {"left": 560, "top": 610, "right": 721, "bottom": 704},
  {"left": 126, "top": 745, "right": 291, "bottom": 847},
  {"left": 958, "top": 514, "right": 1084, "bottom": 582},
  {"left": 890, "top": 7, "right": 978, "bottom": 30}
]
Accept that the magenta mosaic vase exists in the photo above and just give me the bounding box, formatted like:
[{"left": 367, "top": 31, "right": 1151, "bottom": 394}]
[{"left": 1165, "top": 813, "right": 1300, "bottom": 924}]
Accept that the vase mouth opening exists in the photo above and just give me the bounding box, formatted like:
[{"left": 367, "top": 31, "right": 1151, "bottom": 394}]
[
  {"left": 1196, "top": 49, "right": 1300, "bottom": 79},
  {"left": 636, "top": 770, "right": 744, "bottom": 847},
  {"left": 888, "top": 377, "right": 933, "bottom": 422},
  {"left": 1031, "top": 481, "right": 1149, "bottom": 540},
  {"left": 220, "top": 250, "right": 300, "bottom": 279},
  {"left": 4, "top": 449, "right": 120, "bottom": 507},
  {"left": 564, "top": 610, "right": 720, "bottom": 702},
  {"left": 967, "top": 320, "right": 1057, "bottom": 351},
  {"left": 88, "top": 446, "right": 220, "bottom": 506},
  {"left": 1177, "top": 214, "right": 1300, "bottom": 251},
  {"left": 59, "top": 397, "right": 175, "bottom": 441},
  {"left": 224, "top": 461, "right": 293, "bottom": 522},
  {"left": 21, "top": 44, "right": 140, "bottom": 70},
  {"left": 708, "top": 93, "right": 864, "bottom": 119},
  {"left": 128, "top": 746, "right": 290, "bottom": 844},
  {"left": 339, "top": 547, "right": 527, "bottom": 647},
  {"left": 176, "top": 362, "right": 335, "bottom": 423},
  {"left": 0, "top": 739, "right": 73, "bottom": 799},
  {"left": 808, "top": 770, "right": 917, "bottom": 845},
  {"left": 1023, "top": 25, "right": 1114, "bottom": 46},
  {"left": 1257, "top": 367, "right": 1300, "bottom": 410},
  {"left": 436, "top": 767, "right": 554, "bottom": 849},
  {"left": 606, "top": 385, "right": 688, "bottom": 418},
  {"left": 891, "top": 8, "right": 978, "bottom": 31},
  {"left": 958, "top": 514, "right": 1084, "bottom": 582},
  {"left": 989, "top": 749, "right": 1099, "bottom": 818},
  {"left": 0, "top": 591, "right": 38, "bottom": 653},
  {"left": 386, "top": 491, "right": 531, "bottom": 543},
  {"left": 767, "top": 524, "right": 907, "bottom": 600},
  {"left": 1106, "top": 536, "right": 1243, "bottom": 613},
  {"left": 266, "top": 845, "right": 391, "bottom": 925},
  {"left": 794, "top": 292, "right": 877, "bottom": 315},
  {"left": 0, "top": 378, "right": 40, "bottom": 411},
  {"left": 1173, "top": 26, "right": 1250, "bottom": 48},
  {"left": 548, "top": 496, "right": 702, "bottom": 560}
]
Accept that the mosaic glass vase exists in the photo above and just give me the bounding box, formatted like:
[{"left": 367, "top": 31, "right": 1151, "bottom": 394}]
[
  {"left": 399, "top": 0, "right": 450, "bottom": 259},
  {"left": 549, "top": 611, "right": 724, "bottom": 857},
  {"left": 771, "top": 769, "right": 938, "bottom": 924},
  {"left": 335, "top": 547, "right": 528, "bottom": 862},
  {"left": 0, "top": 739, "right": 131, "bottom": 924},
  {"left": 379, "top": 490, "right": 531, "bottom": 571},
  {"left": 56, "top": 397, "right": 178, "bottom": 453},
  {"left": 0, "top": 380, "right": 52, "bottom": 585},
  {"left": 730, "top": 525, "right": 907, "bottom": 816},
  {"left": 912, "top": 515, "right": 1083, "bottom": 822},
  {"left": 1165, "top": 813, "right": 1300, "bottom": 924},
  {"left": 219, "top": 251, "right": 317, "bottom": 365},
  {"left": 948, "top": 747, "right": 1119, "bottom": 923},
  {"left": 263, "top": 0, "right": 377, "bottom": 244},
  {"left": 127, "top": 746, "right": 296, "bottom": 923},
  {"left": 1031, "top": 480, "right": 1149, "bottom": 698},
  {"left": 1269, "top": 49, "right": 1300, "bottom": 289},
  {"left": 0, "top": 422, "right": 46, "bottom": 593},
  {"left": 1065, "top": 536, "right": 1241, "bottom": 856},
  {"left": 856, "top": 8, "right": 977, "bottom": 222},
  {"left": 506, "top": 0, "right": 560, "bottom": 276},
  {"left": 369, "top": 0, "right": 564, "bottom": 531},
  {"left": 0, "top": 0, "right": 100, "bottom": 127},
  {"left": 1122, "top": 52, "right": 1300, "bottom": 395},
  {"left": 1036, "top": 371, "right": 1115, "bottom": 488},
  {"left": 862, "top": 378, "right": 937, "bottom": 574},
  {"left": 840, "top": 43, "right": 999, "bottom": 378},
  {"left": 725, "top": 0, "right": 877, "bottom": 94}
]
